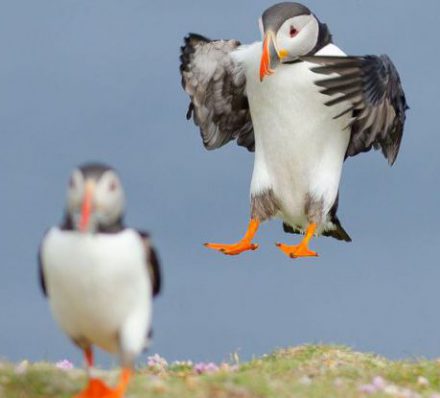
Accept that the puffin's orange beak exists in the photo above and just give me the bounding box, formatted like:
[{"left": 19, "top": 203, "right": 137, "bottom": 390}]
[
  {"left": 79, "top": 181, "right": 94, "bottom": 232},
  {"left": 260, "top": 33, "right": 275, "bottom": 81},
  {"left": 260, "top": 32, "right": 289, "bottom": 81}
]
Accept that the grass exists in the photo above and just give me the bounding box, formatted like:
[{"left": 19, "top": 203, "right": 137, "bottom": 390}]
[{"left": 2, "top": 345, "right": 440, "bottom": 397}]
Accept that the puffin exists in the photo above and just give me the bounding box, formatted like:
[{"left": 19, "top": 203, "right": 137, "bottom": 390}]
[
  {"left": 39, "top": 163, "right": 161, "bottom": 398},
  {"left": 180, "top": 2, "right": 408, "bottom": 259}
]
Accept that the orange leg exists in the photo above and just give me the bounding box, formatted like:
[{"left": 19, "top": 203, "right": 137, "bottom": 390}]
[
  {"left": 74, "top": 349, "right": 132, "bottom": 398},
  {"left": 276, "top": 223, "right": 319, "bottom": 259},
  {"left": 85, "top": 347, "right": 94, "bottom": 367},
  {"left": 105, "top": 369, "right": 131, "bottom": 398},
  {"left": 204, "top": 219, "right": 260, "bottom": 256}
]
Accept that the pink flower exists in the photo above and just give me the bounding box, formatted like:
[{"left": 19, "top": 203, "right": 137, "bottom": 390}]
[
  {"left": 359, "top": 376, "right": 387, "bottom": 395},
  {"left": 194, "top": 362, "right": 219, "bottom": 374},
  {"left": 147, "top": 354, "right": 168, "bottom": 370},
  {"left": 56, "top": 359, "right": 74, "bottom": 370},
  {"left": 359, "top": 384, "right": 377, "bottom": 395},
  {"left": 372, "top": 376, "right": 386, "bottom": 390}
]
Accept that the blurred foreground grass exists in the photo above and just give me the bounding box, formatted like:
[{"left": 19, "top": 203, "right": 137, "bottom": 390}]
[{"left": 2, "top": 345, "right": 440, "bottom": 398}]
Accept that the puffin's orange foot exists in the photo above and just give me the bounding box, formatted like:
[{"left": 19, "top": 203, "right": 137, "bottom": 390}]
[
  {"left": 204, "top": 240, "right": 259, "bottom": 256},
  {"left": 74, "top": 369, "right": 131, "bottom": 398},
  {"left": 74, "top": 378, "right": 114, "bottom": 398},
  {"left": 276, "top": 242, "right": 318, "bottom": 259}
]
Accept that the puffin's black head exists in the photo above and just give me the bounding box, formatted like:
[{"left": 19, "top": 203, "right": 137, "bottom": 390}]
[
  {"left": 65, "top": 162, "right": 125, "bottom": 233},
  {"left": 259, "top": 2, "right": 332, "bottom": 81}
]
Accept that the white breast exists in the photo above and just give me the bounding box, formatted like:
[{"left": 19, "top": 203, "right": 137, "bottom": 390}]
[
  {"left": 41, "top": 228, "right": 152, "bottom": 356},
  {"left": 233, "top": 43, "right": 351, "bottom": 230}
]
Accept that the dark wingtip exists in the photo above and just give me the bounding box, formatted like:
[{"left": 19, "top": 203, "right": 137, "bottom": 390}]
[
  {"left": 180, "top": 33, "right": 213, "bottom": 93},
  {"left": 186, "top": 103, "right": 194, "bottom": 120},
  {"left": 388, "top": 156, "right": 397, "bottom": 167},
  {"left": 180, "top": 33, "right": 211, "bottom": 64},
  {"left": 180, "top": 33, "right": 210, "bottom": 74},
  {"left": 185, "top": 33, "right": 211, "bottom": 43},
  {"left": 149, "top": 246, "right": 162, "bottom": 297}
]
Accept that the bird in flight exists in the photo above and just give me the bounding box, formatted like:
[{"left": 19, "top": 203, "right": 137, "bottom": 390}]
[{"left": 180, "top": 2, "right": 408, "bottom": 259}]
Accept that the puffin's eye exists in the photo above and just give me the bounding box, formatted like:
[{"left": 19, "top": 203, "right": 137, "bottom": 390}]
[
  {"left": 69, "top": 176, "right": 76, "bottom": 189},
  {"left": 290, "top": 26, "right": 299, "bottom": 37},
  {"left": 109, "top": 180, "right": 118, "bottom": 192}
]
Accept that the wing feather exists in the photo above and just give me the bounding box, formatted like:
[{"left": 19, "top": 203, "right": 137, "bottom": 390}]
[
  {"left": 137, "top": 231, "right": 162, "bottom": 297},
  {"left": 38, "top": 245, "right": 47, "bottom": 297},
  {"left": 180, "top": 33, "right": 254, "bottom": 151},
  {"left": 302, "top": 54, "right": 408, "bottom": 165},
  {"left": 38, "top": 233, "right": 48, "bottom": 297}
]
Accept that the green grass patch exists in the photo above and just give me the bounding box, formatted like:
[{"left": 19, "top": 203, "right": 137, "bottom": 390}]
[{"left": 2, "top": 345, "right": 440, "bottom": 397}]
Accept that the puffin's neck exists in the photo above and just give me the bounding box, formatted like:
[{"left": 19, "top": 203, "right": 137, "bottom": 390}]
[
  {"left": 60, "top": 212, "right": 125, "bottom": 234},
  {"left": 308, "top": 21, "right": 333, "bottom": 55}
]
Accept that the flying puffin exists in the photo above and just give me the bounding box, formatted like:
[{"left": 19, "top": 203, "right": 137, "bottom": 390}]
[
  {"left": 180, "top": 2, "right": 408, "bottom": 259},
  {"left": 39, "top": 163, "right": 161, "bottom": 398}
]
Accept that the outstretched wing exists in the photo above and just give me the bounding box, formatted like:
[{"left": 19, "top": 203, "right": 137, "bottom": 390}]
[
  {"left": 302, "top": 54, "right": 408, "bottom": 165},
  {"left": 180, "top": 33, "right": 254, "bottom": 151},
  {"left": 137, "top": 231, "right": 162, "bottom": 297}
]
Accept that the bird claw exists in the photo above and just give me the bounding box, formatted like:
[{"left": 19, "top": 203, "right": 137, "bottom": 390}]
[
  {"left": 276, "top": 242, "right": 318, "bottom": 259},
  {"left": 204, "top": 241, "right": 259, "bottom": 255}
]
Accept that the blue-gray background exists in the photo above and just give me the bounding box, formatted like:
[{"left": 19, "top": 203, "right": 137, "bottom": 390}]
[{"left": 0, "top": 0, "right": 436, "bottom": 365}]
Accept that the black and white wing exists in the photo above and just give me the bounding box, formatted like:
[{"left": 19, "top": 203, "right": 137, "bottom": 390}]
[
  {"left": 302, "top": 54, "right": 408, "bottom": 165},
  {"left": 137, "top": 231, "right": 162, "bottom": 297},
  {"left": 38, "top": 232, "right": 49, "bottom": 297},
  {"left": 180, "top": 33, "right": 254, "bottom": 151},
  {"left": 38, "top": 245, "right": 47, "bottom": 297}
]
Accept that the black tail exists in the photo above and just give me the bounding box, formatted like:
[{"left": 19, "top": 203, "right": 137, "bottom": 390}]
[
  {"left": 282, "top": 219, "right": 351, "bottom": 242},
  {"left": 322, "top": 216, "right": 352, "bottom": 242},
  {"left": 282, "top": 194, "right": 351, "bottom": 242}
]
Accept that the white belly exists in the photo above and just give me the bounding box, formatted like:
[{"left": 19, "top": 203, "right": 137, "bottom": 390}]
[
  {"left": 235, "top": 43, "right": 351, "bottom": 229},
  {"left": 41, "top": 228, "right": 151, "bottom": 355}
]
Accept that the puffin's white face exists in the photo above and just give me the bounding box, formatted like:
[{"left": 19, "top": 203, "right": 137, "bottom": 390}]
[
  {"left": 67, "top": 168, "right": 125, "bottom": 232},
  {"left": 259, "top": 2, "right": 322, "bottom": 81},
  {"left": 275, "top": 14, "right": 319, "bottom": 59}
]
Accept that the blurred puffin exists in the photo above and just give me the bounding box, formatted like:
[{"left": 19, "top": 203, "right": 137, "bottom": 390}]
[
  {"left": 39, "top": 163, "right": 161, "bottom": 398},
  {"left": 180, "top": 2, "right": 408, "bottom": 259}
]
